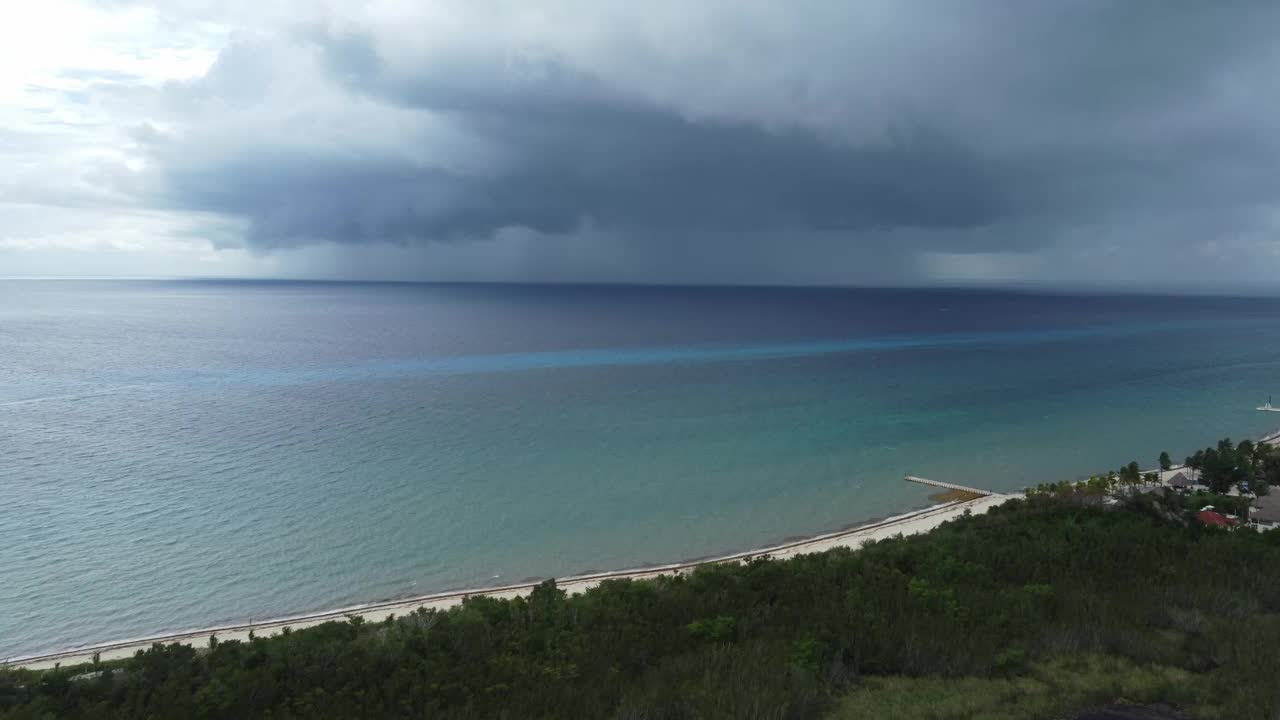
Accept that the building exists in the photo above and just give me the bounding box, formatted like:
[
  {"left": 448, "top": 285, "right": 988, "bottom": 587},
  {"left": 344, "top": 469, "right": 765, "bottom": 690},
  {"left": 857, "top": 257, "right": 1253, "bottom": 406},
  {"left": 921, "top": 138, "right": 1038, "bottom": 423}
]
[
  {"left": 1166, "top": 472, "right": 1192, "bottom": 491},
  {"left": 1249, "top": 494, "right": 1280, "bottom": 531},
  {"left": 1196, "top": 510, "right": 1237, "bottom": 528}
]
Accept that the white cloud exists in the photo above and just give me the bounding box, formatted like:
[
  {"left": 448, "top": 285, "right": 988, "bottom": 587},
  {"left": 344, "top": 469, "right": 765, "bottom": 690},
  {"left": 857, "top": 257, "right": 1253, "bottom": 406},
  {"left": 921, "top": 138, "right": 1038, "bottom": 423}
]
[{"left": 0, "top": 0, "right": 227, "bottom": 275}]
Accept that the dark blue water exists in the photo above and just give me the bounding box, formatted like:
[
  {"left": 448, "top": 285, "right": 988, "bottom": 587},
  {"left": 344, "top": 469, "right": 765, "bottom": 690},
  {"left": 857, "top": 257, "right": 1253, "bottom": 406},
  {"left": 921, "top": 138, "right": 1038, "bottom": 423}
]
[{"left": 3, "top": 280, "right": 1279, "bottom": 657}]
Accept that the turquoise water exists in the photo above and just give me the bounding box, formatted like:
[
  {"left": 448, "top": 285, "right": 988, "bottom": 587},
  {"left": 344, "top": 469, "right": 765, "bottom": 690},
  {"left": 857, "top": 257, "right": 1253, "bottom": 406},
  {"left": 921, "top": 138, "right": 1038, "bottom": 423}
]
[{"left": 3, "top": 281, "right": 1280, "bottom": 658}]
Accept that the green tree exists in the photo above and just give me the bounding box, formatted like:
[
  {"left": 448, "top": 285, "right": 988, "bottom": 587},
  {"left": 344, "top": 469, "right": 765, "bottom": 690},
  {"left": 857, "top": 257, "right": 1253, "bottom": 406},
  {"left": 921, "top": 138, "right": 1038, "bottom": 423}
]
[
  {"left": 1117, "top": 461, "right": 1141, "bottom": 489},
  {"left": 1158, "top": 451, "right": 1172, "bottom": 472},
  {"left": 1237, "top": 440, "right": 1257, "bottom": 483},
  {"left": 1187, "top": 450, "right": 1205, "bottom": 484}
]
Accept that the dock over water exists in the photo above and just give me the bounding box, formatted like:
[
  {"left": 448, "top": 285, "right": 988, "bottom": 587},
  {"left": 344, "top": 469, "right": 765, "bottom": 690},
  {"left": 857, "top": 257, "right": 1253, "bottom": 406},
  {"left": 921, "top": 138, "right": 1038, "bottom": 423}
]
[{"left": 904, "top": 475, "right": 1004, "bottom": 497}]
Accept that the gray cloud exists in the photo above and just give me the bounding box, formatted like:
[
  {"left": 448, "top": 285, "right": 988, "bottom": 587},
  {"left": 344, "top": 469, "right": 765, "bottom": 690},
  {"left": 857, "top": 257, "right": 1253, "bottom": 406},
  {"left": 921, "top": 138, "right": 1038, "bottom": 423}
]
[
  {"left": 157, "top": 100, "right": 1011, "bottom": 246},
  {"left": 58, "top": 1, "right": 1280, "bottom": 285}
]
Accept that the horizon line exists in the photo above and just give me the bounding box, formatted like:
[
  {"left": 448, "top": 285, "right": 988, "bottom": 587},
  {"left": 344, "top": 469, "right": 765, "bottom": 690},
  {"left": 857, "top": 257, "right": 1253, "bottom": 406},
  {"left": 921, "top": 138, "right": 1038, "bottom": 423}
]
[{"left": 3, "top": 275, "right": 1280, "bottom": 299}]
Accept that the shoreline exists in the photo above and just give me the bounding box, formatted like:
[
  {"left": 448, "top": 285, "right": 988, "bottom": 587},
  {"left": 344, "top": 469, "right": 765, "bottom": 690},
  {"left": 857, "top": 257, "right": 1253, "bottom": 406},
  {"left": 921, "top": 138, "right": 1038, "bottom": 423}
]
[
  {"left": 4, "top": 489, "right": 1013, "bottom": 670},
  {"left": 11, "top": 424, "right": 1276, "bottom": 673}
]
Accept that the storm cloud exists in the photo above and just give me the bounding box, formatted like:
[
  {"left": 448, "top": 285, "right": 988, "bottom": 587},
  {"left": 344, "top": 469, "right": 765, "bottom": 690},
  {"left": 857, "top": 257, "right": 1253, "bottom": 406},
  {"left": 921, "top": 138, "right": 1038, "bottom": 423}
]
[{"left": 9, "top": 1, "right": 1280, "bottom": 286}]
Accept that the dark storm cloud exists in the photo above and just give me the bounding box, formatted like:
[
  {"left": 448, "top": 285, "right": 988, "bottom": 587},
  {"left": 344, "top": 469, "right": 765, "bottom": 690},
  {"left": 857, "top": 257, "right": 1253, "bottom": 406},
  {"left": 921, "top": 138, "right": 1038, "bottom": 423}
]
[
  {"left": 140, "top": 25, "right": 1020, "bottom": 250},
  {"left": 158, "top": 100, "right": 1011, "bottom": 247},
  {"left": 125, "top": 0, "right": 1280, "bottom": 283}
]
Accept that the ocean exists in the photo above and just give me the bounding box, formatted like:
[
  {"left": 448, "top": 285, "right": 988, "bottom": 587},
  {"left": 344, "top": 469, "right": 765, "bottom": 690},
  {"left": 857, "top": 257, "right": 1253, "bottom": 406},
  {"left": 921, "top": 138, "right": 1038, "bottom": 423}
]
[{"left": 3, "top": 279, "right": 1280, "bottom": 658}]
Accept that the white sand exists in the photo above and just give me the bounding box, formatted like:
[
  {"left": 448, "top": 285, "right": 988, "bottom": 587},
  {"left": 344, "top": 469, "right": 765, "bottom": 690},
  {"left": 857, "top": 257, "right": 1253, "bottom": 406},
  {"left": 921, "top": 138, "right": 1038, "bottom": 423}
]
[{"left": 5, "top": 492, "right": 1013, "bottom": 671}]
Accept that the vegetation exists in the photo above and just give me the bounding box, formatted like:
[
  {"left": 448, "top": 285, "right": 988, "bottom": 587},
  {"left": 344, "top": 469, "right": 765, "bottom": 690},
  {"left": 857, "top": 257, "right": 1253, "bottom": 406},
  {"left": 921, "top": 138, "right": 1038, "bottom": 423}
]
[
  {"left": 4, "top": 494, "right": 1280, "bottom": 719},
  {"left": 1031, "top": 437, "right": 1275, "bottom": 504},
  {"left": 1181, "top": 438, "right": 1279, "bottom": 495},
  {"left": 1030, "top": 470, "right": 1143, "bottom": 498},
  {"left": 830, "top": 655, "right": 1209, "bottom": 720},
  {"left": 1171, "top": 491, "right": 1252, "bottom": 519}
]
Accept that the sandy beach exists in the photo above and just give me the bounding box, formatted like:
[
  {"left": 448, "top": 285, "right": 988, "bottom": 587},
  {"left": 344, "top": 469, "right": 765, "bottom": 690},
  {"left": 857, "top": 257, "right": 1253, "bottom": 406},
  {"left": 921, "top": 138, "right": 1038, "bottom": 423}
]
[{"left": 4, "top": 489, "right": 1013, "bottom": 671}]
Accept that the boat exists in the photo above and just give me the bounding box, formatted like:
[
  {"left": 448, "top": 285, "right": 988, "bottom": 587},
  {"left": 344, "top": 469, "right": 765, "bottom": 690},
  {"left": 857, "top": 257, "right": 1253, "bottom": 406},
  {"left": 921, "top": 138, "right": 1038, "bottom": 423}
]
[{"left": 1257, "top": 395, "right": 1280, "bottom": 412}]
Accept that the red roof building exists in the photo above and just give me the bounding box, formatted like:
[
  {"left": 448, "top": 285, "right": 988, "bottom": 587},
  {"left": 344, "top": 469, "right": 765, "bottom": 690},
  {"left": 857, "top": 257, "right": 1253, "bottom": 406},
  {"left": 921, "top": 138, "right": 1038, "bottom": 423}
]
[{"left": 1196, "top": 510, "right": 1237, "bottom": 527}]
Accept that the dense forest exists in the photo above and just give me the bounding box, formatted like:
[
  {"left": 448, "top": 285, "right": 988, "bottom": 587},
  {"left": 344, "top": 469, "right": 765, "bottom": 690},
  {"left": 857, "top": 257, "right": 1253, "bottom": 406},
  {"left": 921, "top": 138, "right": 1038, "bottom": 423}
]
[{"left": 3, "top": 492, "right": 1280, "bottom": 719}]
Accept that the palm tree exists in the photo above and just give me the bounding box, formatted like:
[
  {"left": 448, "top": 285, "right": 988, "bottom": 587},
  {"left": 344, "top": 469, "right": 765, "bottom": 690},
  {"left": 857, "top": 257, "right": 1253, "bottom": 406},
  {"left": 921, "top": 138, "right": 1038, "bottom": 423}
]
[{"left": 1187, "top": 450, "right": 1206, "bottom": 484}]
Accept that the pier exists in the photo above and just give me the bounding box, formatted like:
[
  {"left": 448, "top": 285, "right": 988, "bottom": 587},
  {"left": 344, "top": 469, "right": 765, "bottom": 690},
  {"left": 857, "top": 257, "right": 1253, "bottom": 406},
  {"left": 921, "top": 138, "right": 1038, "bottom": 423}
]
[{"left": 903, "top": 475, "right": 1004, "bottom": 497}]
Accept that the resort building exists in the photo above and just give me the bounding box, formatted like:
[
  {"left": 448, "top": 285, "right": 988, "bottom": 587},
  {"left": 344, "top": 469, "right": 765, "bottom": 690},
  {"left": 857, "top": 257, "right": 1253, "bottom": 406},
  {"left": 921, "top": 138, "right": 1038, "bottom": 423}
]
[
  {"left": 1249, "top": 494, "right": 1280, "bottom": 531},
  {"left": 1195, "top": 509, "right": 1237, "bottom": 528},
  {"left": 1165, "top": 472, "right": 1192, "bottom": 491}
]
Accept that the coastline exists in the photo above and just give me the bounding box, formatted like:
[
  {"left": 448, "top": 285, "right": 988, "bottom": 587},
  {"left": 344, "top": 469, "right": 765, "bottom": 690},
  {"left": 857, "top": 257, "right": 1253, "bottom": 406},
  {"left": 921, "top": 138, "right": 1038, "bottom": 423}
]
[
  {"left": 4, "top": 489, "right": 1013, "bottom": 671},
  {"left": 12, "top": 423, "right": 1277, "bottom": 673}
]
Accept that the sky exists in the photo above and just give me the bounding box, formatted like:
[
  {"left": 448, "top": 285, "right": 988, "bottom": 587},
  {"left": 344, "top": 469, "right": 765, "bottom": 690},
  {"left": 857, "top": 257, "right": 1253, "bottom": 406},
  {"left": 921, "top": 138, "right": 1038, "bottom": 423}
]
[{"left": 3, "top": 0, "right": 1280, "bottom": 288}]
